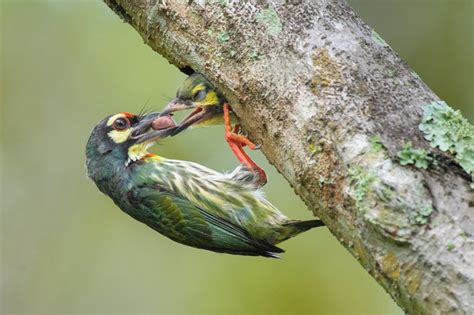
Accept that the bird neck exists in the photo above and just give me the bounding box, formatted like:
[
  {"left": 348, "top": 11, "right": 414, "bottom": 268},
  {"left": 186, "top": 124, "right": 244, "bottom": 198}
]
[
  {"left": 87, "top": 152, "right": 125, "bottom": 189},
  {"left": 126, "top": 143, "right": 153, "bottom": 165},
  {"left": 94, "top": 149, "right": 165, "bottom": 192}
]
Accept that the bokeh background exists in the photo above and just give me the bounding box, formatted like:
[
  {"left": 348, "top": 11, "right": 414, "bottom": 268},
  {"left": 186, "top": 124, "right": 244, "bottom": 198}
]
[{"left": 1, "top": 0, "right": 472, "bottom": 314}]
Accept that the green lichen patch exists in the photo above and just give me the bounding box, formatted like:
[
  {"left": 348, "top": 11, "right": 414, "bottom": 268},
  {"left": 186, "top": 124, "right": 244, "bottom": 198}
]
[
  {"left": 348, "top": 165, "right": 375, "bottom": 211},
  {"left": 248, "top": 49, "right": 261, "bottom": 60},
  {"left": 369, "top": 135, "right": 384, "bottom": 153},
  {"left": 419, "top": 101, "right": 474, "bottom": 181},
  {"left": 257, "top": 7, "right": 282, "bottom": 36},
  {"left": 447, "top": 242, "right": 455, "bottom": 251},
  {"left": 371, "top": 30, "right": 388, "bottom": 47},
  {"left": 369, "top": 181, "right": 434, "bottom": 241},
  {"left": 386, "top": 69, "right": 399, "bottom": 78},
  {"left": 397, "top": 142, "right": 432, "bottom": 169},
  {"left": 413, "top": 205, "right": 433, "bottom": 225},
  {"left": 344, "top": 139, "right": 436, "bottom": 243},
  {"left": 217, "top": 31, "right": 230, "bottom": 44},
  {"left": 375, "top": 185, "right": 396, "bottom": 203}
]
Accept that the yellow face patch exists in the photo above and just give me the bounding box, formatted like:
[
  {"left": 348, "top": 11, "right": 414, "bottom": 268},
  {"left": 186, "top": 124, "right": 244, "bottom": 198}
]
[
  {"left": 191, "top": 84, "right": 205, "bottom": 97},
  {"left": 203, "top": 91, "right": 219, "bottom": 106},
  {"left": 191, "top": 84, "right": 219, "bottom": 106},
  {"left": 107, "top": 129, "right": 132, "bottom": 143},
  {"left": 107, "top": 113, "right": 132, "bottom": 143}
]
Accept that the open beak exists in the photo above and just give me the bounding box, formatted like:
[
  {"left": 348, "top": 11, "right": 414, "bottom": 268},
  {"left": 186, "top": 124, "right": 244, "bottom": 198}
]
[
  {"left": 160, "top": 98, "right": 214, "bottom": 136},
  {"left": 130, "top": 112, "right": 177, "bottom": 144},
  {"left": 160, "top": 98, "right": 194, "bottom": 116}
]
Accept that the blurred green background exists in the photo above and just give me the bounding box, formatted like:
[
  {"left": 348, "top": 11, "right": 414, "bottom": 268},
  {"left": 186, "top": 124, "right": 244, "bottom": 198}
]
[{"left": 1, "top": 0, "right": 472, "bottom": 314}]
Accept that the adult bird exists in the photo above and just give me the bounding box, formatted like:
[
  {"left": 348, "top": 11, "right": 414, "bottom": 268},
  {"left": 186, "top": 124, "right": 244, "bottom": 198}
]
[
  {"left": 160, "top": 73, "right": 267, "bottom": 186},
  {"left": 86, "top": 111, "right": 324, "bottom": 258}
]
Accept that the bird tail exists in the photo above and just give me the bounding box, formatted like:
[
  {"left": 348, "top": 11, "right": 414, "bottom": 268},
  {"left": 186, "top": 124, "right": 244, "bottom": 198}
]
[
  {"left": 285, "top": 219, "right": 325, "bottom": 231},
  {"left": 275, "top": 219, "right": 325, "bottom": 244}
]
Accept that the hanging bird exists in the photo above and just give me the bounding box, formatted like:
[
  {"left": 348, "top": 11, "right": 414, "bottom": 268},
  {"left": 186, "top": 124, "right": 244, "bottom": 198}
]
[
  {"left": 160, "top": 73, "right": 267, "bottom": 186},
  {"left": 86, "top": 111, "right": 324, "bottom": 258}
]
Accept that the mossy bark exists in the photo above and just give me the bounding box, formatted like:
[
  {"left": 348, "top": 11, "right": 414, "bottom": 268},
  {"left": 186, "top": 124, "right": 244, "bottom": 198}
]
[{"left": 102, "top": 1, "right": 474, "bottom": 313}]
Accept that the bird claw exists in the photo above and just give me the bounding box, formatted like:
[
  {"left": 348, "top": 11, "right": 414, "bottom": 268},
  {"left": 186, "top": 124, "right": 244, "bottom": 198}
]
[
  {"left": 238, "top": 129, "right": 248, "bottom": 137},
  {"left": 223, "top": 103, "right": 267, "bottom": 186},
  {"left": 226, "top": 122, "right": 260, "bottom": 150}
]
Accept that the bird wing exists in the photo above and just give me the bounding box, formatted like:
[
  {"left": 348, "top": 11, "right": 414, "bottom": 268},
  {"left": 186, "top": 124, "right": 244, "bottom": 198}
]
[{"left": 127, "top": 184, "right": 284, "bottom": 257}]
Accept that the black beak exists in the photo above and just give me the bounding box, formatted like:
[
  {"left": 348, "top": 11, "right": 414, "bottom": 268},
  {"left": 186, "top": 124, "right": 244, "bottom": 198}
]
[{"left": 130, "top": 112, "right": 176, "bottom": 144}]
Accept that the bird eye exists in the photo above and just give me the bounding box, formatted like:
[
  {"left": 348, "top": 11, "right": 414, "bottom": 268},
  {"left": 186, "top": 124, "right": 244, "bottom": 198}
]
[
  {"left": 193, "top": 89, "right": 207, "bottom": 101},
  {"left": 112, "top": 117, "right": 130, "bottom": 131}
]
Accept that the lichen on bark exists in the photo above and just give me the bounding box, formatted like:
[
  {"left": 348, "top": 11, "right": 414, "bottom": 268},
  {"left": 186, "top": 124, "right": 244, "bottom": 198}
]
[{"left": 419, "top": 100, "right": 474, "bottom": 183}]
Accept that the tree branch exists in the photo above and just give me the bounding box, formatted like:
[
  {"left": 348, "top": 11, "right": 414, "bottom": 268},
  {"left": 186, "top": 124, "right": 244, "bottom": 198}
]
[{"left": 102, "top": 0, "right": 474, "bottom": 313}]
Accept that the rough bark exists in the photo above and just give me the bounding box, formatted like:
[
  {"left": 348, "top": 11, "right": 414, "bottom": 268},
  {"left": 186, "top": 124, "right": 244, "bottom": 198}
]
[{"left": 102, "top": 0, "right": 474, "bottom": 314}]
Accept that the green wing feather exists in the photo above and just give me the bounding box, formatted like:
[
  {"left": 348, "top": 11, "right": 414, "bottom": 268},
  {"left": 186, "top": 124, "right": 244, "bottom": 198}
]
[{"left": 127, "top": 184, "right": 284, "bottom": 257}]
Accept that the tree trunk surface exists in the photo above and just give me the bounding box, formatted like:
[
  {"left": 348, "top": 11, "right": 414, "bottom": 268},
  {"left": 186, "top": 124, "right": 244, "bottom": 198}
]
[{"left": 103, "top": 0, "right": 474, "bottom": 313}]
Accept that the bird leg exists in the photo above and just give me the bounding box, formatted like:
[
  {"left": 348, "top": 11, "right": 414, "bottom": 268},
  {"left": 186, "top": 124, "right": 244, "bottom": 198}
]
[{"left": 223, "top": 103, "right": 267, "bottom": 186}]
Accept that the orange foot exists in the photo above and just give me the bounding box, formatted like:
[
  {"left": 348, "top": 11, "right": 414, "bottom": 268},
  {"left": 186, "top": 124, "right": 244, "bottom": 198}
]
[{"left": 223, "top": 103, "right": 267, "bottom": 186}]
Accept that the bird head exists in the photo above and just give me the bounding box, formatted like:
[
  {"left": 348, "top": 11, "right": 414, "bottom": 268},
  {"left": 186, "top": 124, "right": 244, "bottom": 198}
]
[
  {"left": 160, "top": 73, "right": 226, "bottom": 135},
  {"left": 85, "top": 111, "right": 175, "bottom": 173}
]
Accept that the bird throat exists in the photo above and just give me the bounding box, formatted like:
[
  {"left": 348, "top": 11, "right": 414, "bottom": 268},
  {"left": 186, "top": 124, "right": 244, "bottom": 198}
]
[{"left": 127, "top": 143, "right": 152, "bottom": 165}]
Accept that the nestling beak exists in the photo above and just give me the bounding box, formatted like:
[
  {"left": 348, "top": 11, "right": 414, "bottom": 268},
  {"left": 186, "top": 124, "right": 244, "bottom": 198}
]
[
  {"left": 160, "top": 98, "right": 194, "bottom": 116},
  {"left": 131, "top": 112, "right": 177, "bottom": 144},
  {"left": 160, "top": 98, "right": 214, "bottom": 136}
]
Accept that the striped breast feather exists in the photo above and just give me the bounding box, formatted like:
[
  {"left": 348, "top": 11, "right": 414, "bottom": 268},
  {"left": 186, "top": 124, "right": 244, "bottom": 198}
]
[
  {"left": 143, "top": 158, "right": 285, "bottom": 222},
  {"left": 225, "top": 165, "right": 260, "bottom": 187}
]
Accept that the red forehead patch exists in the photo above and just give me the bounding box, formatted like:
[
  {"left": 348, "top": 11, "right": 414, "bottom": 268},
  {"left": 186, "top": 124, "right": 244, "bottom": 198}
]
[{"left": 121, "top": 112, "right": 135, "bottom": 118}]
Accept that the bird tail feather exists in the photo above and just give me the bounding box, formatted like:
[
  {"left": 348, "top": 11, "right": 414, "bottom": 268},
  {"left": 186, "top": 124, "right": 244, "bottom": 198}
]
[
  {"left": 273, "top": 219, "right": 325, "bottom": 244},
  {"left": 284, "top": 219, "right": 325, "bottom": 232}
]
